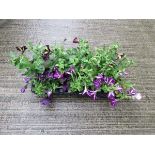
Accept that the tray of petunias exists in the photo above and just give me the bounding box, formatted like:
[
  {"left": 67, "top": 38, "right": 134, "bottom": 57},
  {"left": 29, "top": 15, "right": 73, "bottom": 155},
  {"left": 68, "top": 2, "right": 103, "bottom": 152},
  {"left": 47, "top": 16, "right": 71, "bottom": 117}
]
[{"left": 10, "top": 38, "right": 142, "bottom": 107}]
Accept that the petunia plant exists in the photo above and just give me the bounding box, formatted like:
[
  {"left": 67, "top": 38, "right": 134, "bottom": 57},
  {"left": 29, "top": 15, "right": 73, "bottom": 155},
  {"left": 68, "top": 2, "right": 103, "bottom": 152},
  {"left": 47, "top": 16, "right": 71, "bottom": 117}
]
[{"left": 10, "top": 38, "right": 142, "bottom": 107}]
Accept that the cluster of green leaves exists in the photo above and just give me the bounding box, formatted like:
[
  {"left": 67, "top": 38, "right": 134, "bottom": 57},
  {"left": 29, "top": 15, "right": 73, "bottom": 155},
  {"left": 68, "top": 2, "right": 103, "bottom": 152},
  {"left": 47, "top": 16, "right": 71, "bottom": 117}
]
[
  {"left": 10, "top": 43, "right": 45, "bottom": 76},
  {"left": 10, "top": 39, "right": 134, "bottom": 99}
]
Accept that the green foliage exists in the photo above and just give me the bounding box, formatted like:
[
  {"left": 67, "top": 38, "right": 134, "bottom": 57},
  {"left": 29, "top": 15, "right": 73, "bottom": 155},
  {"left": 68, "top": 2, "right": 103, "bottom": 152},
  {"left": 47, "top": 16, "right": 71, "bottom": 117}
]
[
  {"left": 10, "top": 39, "right": 134, "bottom": 101},
  {"left": 32, "top": 80, "right": 47, "bottom": 97}
]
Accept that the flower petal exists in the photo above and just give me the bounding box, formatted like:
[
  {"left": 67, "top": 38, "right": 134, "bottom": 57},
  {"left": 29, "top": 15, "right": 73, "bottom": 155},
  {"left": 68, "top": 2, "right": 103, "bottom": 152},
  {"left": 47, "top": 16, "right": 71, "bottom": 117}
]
[
  {"left": 127, "top": 88, "right": 137, "bottom": 95},
  {"left": 110, "top": 98, "right": 117, "bottom": 107},
  {"left": 116, "top": 85, "right": 123, "bottom": 93},
  {"left": 93, "top": 79, "right": 102, "bottom": 89},
  {"left": 108, "top": 91, "right": 115, "bottom": 100},
  {"left": 96, "top": 74, "right": 104, "bottom": 80},
  {"left": 52, "top": 67, "right": 61, "bottom": 79},
  {"left": 104, "top": 77, "right": 115, "bottom": 86},
  {"left": 132, "top": 93, "right": 142, "bottom": 100},
  {"left": 40, "top": 98, "right": 51, "bottom": 105},
  {"left": 47, "top": 72, "right": 53, "bottom": 78},
  {"left": 47, "top": 91, "right": 52, "bottom": 98},
  {"left": 87, "top": 90, "right": 97, "bottom": 100},
  {"left": 108, "top": 77, "right": 115, "bottom": 85},
  {"left": 23, "top": 77, "right": 30, "bottom": 83},
  {"left": 93, "top": 74, "right": 104, "bottom": 89},
  {"left": 81, "top": 85, "right": 88, "bottom": 95}
]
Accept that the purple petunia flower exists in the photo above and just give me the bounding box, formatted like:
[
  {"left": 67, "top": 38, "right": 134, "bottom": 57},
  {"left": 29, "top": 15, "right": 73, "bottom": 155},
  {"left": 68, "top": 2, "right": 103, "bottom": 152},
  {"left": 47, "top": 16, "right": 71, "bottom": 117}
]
[
  {"left": 93, "top": 74, "right": 104, "bottom": 89},
  {"left": 81, "top": 85, "right": 97, "bottom": 100},
  {"left": 20, "top": 87, "right": 26, "bottom": 93},
  {"left": 40, "top": 98, "right": 51, "bottom": 105},
  {"left": 110, "top": 98, "right": 117, "bottom": 107},
  {"left": 103, "top": 77, "right": 108, "bottom": 84},
  {"left": 41, "top": 90, "right": 53, "bottom": 105},
  {"left": 87, "top": 90, "right": 97, "bottom": 100},
  {"left": 73, "top": 37, "right": 79, "bottom": 43},
  {"left": 127, "top": 88, "right": 137, "bottom": 96},
  {"left": 127, "top": 88, "right": 142, "bottom": 100},
  {"left": 116, "top": 85, "right": 123, "bottom": 93},
  {"left": 104, "top": 77, "right": 115, "bottom": 86},
  {"left": 107, "top": 92, "right": 117, "bottom": 107},
  {"left": 93, "top": 79, "right": 102, "bottom": 89},
  {"left": 23, "top": 77, "right": 30, "bottom": 83},
  {"left": 20, "top": 85, "right": 27, "bottom": 93},
  {"left": 108, "top": 91, "right": 115, "bottom": 100},
  {"left": 52, "top": 67, "right": 61, "bottom": 79},
  {"left": 42, "top": 67, "right": 61, "bottom": 80},
  {"left": 108, "top": 77, "right": 115, "bottom": 85}
]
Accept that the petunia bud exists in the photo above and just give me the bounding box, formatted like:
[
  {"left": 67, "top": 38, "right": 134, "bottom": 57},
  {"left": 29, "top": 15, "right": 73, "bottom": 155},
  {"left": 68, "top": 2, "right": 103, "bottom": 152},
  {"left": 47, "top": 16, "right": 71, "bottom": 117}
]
[
  {"left": 20, "top": 87, "right": 26, "bottom": 93},
  {"left": 23, "top": 77, "right": 30, "bottom": 83},
  {"left": 47, "top": 91, "right": 52, "bottom": 98},
  {"left": 73, "top": 37, "right": 79, "bottom": 43}
]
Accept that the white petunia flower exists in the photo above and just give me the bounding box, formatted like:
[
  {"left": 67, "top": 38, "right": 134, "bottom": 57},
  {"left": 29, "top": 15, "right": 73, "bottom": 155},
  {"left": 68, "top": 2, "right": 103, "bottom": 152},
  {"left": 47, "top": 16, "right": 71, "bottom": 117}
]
[{"left": 132, "top": 93, "right": 142, "bottom": 100}]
